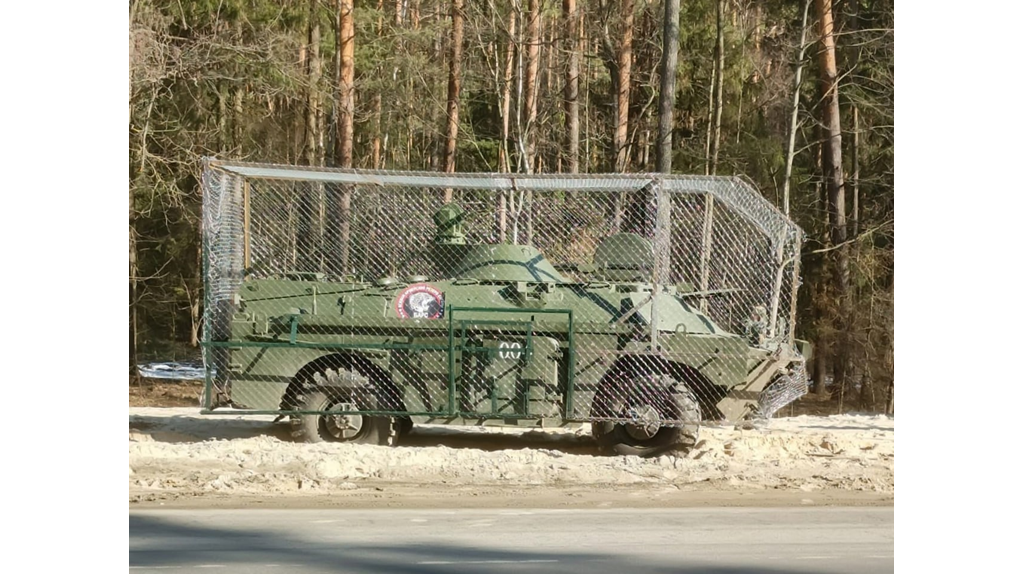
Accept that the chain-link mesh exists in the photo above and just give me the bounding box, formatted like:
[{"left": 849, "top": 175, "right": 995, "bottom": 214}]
[
  {"left": 201, "top": 160, "right": 807, "bottom": 448},
  {"left": 758, "top": 360, "right": 810, "bottom": 419}
]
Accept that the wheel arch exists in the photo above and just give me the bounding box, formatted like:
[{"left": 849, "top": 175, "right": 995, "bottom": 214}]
[
  {"left": 281, "top": 352, "right": 406, "bottom": 413},
  {"left": 591, "top": 354, "right": 725, "bottom": 421}
]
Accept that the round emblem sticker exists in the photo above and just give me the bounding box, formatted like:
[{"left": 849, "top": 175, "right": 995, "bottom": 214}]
[{"left": 395, "top": 284, "right": 444, "bottom": 319}]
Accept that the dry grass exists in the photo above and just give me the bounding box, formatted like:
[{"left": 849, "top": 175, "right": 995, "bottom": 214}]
[{"left": 129, "top": 378, "right": 203, "bottom": 407}]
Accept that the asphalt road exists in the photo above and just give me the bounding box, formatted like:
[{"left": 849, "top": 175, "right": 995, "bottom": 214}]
[{"left": 129, "top": 507, "right": 893, "bottom": 573}]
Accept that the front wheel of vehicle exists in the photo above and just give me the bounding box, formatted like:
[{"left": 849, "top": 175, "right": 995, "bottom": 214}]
[
  {"left": 291, "top": 387, "right": 397, "bottom": 446},
  {"left": 591, "top": 374, "right": 701, "bottom": 457}
]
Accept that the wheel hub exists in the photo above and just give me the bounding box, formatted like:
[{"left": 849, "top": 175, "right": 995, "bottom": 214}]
[
  {"left": 624, "top": 404, "right": 661, "bottom": 440},
  {"left": 325, "top": 401, "right": 364, "bottom": 440}
]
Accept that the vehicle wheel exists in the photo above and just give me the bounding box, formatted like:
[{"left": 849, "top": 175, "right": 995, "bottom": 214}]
[
  {"left": 290, "top": 369, "right": 397, "bottom": 446},
  {"left": 591, "top": 374, "right": 700, "bottom": 457},
  {"left": 396, "top": 416, "right": 414, "bottom": 438}
]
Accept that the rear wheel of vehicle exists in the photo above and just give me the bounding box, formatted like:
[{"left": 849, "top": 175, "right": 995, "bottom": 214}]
[
  {"left": 290, "top": 369, "right": 397, "bottom": 446},
  {"left": 591, "top": 374, "right": 700, "bottom": 457},
  {"left": 396, "top": 416, "right": 414, "bottom": 438}
]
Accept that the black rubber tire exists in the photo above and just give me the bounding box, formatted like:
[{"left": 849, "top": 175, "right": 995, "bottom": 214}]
[
  {"left": 396, "top": 416, "right": 414, "bottom": 438},
  {"left": 291, "top": 386, "right": 397, "bottom": 446},
  {"left": 591, "top": 374, "right": 701, "bottom": 457}
]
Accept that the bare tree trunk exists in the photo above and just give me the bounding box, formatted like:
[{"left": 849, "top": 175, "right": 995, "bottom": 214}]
[
  {"left": 189, "top": 244, "right": 201, "bottom": 347},
  {"left": 640, "top": 123, "right": 650, "bottom": 170},
  {"left": 443, "top": 0, "right": 465, "bottom": 188},
  {"left": 232, "top": 88, "right": 244, "bottom": 152},
  {"left": 129, "top": 193, "right": 139, "bottom": 383},
  {"left": 807, "top": 137, "right": 829, "bottom": 394},
  {"left": 498, "top": 7, "right": 517, "bottom": 242},
  {"left": 371, "top": 92, "right": 382, "bottom": 168},
  {"left": 129, "top": 3, "right": 139, "bottom": 384},
  {"left": 336, "top": 0, "right": 355, "bottom": 168},
  {"left": 599, "top": 0, "right": 635, "bottom": 229},
  {"left": 522, "top": 0, "right": 539, "bottom": 242},
  {"left": 583, "top": 25, "right": 591, "bottom": 172},
  {"left": 656, "top": 0, "right": 680, "bottom": 174},
  {"left": 563, "top": 0, "right": 580, "bottom": 173},
  {"left": 305, "top": 0, "right": 323, "bottom": 167},
  {"left": 129, "top": 76, "right": 140, "bottom": 383},
  {"left": 514, "top": 0, "right": 526, "bottom": 173},
  {"left": 703, "top": 64, "right": 714, "bottom": 175},
  {"left": 331, "top": 0, "right": 356, "bottom": 275},
  {"left": 735, "top": 26, "right": 744, "bottom": 146},
  {"left": 852, "top": 105, "right": 860, "bottom": 236},
  {"left": 812, "top": 141, "right": 829, "bottom": 396},
  {"left": 130, "top": 90, "right": 157, "bottom": 384},
  {"left": 782, "top": 0, "right": 812, "bottom": 216},
  {"left": 295, "top": 40, "right": 309, "bottom": 161},
  {"left": 859, "top": 363, "right": 874, "bottom": 409},
  {"left": 614, "top": 0, "right": 635, "bottom": 173},
  {"left": 300, "top": 0, "right": 325, "bottom": 271},
  {"left": 216, "top": 86, "right": 228, "bottom": 153},
  {"left": 544, "top": 19, "right": 557, "bottom": 172},
  {"left": 849, "top": 0, "right": 861, "bottom": 238},
  {"left": 812, "top": 335, "right": 828, "bottom": 395},
  {"left": 371, "top": 0, "right": 385, "bottom": 168},
  {"left": 815, "top": 0, "right": 852, "bottom": 399},
  {"left": 500, "top": 9, "right": 517, "bottom": 173},
  {"left": 307, "top": 1, "right": 327, "bottom": 268},
  {"left": 523, "top": 0, "right": 541, "bottom": 172},
  {"left": 710, "top": 0, "right": 725, "bottom": 175},
  {"left": 431, "top": 21, "right": 444, "bottom": 171},
  {"left": 327, "top": 8, "right": 340, "bottom": 159},
  {"left": 752, "top": 0, "right": 763, "bottom": 83}
]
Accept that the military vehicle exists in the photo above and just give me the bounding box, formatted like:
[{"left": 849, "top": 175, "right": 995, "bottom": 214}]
[{"left": 201, "top": 162, "right": 808, "bottom": 457}]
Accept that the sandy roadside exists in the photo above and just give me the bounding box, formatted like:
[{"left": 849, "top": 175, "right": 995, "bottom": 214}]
[{"left": 130, "top": 408, "right": 893, "bottom": 509}]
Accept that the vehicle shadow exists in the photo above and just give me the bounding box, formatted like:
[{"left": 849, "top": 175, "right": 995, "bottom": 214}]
[
  {"left": 129, "top": 414, "right": 294, "bottom": 443},
  {"left": 130, "top": 513, "right": 822, "bottom": 574},
  {"left": 788, "top": 424, "right": 893, "bottom": 432},
  {"left": 128, "top": 414, "right": 602, "bottom": 456},
  {"left": 400, "top": 426, "right": 601, "bottom": 456}
]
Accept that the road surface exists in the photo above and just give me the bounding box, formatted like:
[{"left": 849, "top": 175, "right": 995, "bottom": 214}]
[{"left": 129, "top": 507, "right": 893, "bottom": 573}]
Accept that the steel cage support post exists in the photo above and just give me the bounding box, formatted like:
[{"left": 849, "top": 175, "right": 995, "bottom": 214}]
[
  {"left": 650, "top": 179, "right": 670, "bottom": 350},
  {"left": 767, "top": 228, "right": 789, "bottom": 340},
  {"left": 699, "top": 192, "right": 715, "bottom": 314},
  {"left": 788, "top": 235, "right": 802, "bottom": 347},
  {"left": 201, "top": 164, "right": 216, "bottom": 410},
  {"left": 243, "top": 179, "right": 252, "bottom": 269}
]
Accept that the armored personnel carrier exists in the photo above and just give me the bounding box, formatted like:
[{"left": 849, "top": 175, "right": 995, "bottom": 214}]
[{"left": 201, "top": 161, "right": 808, "bottom": 457}]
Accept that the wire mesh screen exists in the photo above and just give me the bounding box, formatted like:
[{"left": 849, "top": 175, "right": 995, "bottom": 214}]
[{"left": 201, "top": 160, "right": 807, "bottom": 448}]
